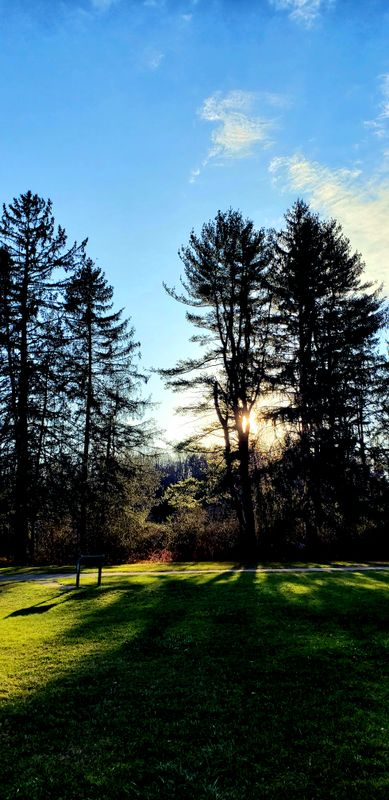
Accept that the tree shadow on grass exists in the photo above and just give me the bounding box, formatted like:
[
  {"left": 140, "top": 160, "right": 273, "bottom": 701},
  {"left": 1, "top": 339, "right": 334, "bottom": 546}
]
[
  {"left": 7, "top": 601, "right": 59, "bottom": 617},
  {"left": 5, "top": 585, "right": 100, "bottom": 617},
  {"left": 0, "top": 571, "right": 388, "bottom": 800}
]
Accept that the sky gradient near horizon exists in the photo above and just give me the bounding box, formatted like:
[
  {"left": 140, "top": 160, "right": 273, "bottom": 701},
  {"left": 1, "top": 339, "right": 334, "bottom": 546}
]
[{"left": 1, "top": 0, "right": 388, "bottom": 446}]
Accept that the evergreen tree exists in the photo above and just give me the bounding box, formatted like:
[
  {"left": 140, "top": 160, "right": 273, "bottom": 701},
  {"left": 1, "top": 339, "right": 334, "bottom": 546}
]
[
  {"left": 64, "top": 257, "right": 147, "bottom": 552},
  {"left": 0, "top": 192, "right": 85, "bottom": 561},
  {"left": 269, "top": 200, "right": 386, "bottom": 548},
  {"left": 160, "top": 209, "right": 272, "bottom": 560}
]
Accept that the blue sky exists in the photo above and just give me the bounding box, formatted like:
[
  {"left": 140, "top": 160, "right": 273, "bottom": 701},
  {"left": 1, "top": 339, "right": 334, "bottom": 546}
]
[{"left": 1, "top": 0, "right": 388, "bottom": 445}]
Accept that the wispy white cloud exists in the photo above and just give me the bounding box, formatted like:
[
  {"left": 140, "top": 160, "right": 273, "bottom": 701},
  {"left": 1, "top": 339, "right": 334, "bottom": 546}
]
[
  {"left": 269, "top": 154, "right": 389, "bottom": 289},
  {"left": 190, "top": 90, "right": 277, "bottom": 183},
  {"left": 202, "top": 91, "right": 273, "bottom": 159},
  {"left": 365, "top": 73, "right": 389, "bottom": 139},
  {"left": 269, "top": 0, "right": 334, "bottom": 28}
]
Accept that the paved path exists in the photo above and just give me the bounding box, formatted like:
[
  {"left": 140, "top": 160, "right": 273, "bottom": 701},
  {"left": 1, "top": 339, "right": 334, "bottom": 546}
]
[{"left": 0, "top": 564, "right": 388, "bottom": 584}]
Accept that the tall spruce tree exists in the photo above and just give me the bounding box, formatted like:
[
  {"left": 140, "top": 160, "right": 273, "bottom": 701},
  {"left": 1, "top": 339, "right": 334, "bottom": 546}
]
[
  {"left": 0, "top": 192, "right": 85, "bottom": 561},
  {"left": 64, "top": 257, "right": 146, "bottom": 552},
  {"left": 160, "top": 209, "right": 272, "bottom": 560},
  {"left": 269, "top": 200, "right": 385, "bottom": 547}
]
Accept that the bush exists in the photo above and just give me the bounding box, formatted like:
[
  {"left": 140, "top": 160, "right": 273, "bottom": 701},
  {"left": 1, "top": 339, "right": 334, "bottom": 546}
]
[
  {"left": 164, "top": 506, "right": 239, "bottom": 560},
  {"left": 32, "top": 518, "right": 76, "bottom": 564}
]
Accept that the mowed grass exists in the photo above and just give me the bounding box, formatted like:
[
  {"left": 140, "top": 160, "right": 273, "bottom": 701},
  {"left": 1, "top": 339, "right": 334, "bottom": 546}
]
[{"left": 0, "top": 570, "right": 388, "bottom": 799}]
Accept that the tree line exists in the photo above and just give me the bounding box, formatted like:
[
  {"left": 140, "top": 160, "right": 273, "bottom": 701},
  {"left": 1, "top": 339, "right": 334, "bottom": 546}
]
[
  {"left": 0, "top": 191, "right": 148, "bottom": 562},
  {"left": 0, "top": 192, "right": 387, "bottom": 563},
  {"left": 161, "top": 202, "right": 388, "bottom": 560}
]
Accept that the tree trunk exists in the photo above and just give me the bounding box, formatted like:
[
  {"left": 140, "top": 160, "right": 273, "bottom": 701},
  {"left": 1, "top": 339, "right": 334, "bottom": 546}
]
[
  {"left": 79, "top": 310, "right": 93, "bottom": 554},
  {"left": 237, "top": 430, "right": 257, "bottom": 561},
  {"left": 14, "top": 263, "right": 30, "bottom": 562}
]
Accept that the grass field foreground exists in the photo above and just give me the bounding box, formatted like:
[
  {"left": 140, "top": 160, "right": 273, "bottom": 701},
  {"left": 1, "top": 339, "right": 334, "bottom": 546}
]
[{"left": 0, "top": 569, "right": 388, "bottom": 799}]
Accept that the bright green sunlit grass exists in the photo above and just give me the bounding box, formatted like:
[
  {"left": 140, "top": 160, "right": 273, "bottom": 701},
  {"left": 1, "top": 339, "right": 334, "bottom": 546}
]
[
  {"left": 1, "top": 560, "right": 387, "bottom": 577},
  {"left": 0, "top": 570, "right": 388, "bottom": 799}
]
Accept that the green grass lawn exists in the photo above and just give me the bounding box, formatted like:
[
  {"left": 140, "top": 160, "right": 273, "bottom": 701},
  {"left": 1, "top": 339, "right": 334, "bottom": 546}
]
[
  {"left": 0, "top": 570, "right": 388, "bottom": 799},
  {"left": 1, "top": 560, "right": 387, "bottom": 576}
]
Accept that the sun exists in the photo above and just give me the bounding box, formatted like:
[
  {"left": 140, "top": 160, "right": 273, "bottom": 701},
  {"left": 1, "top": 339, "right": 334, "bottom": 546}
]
[{"left": 241, "top": 412, "right": 259, "bottom": 435}]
